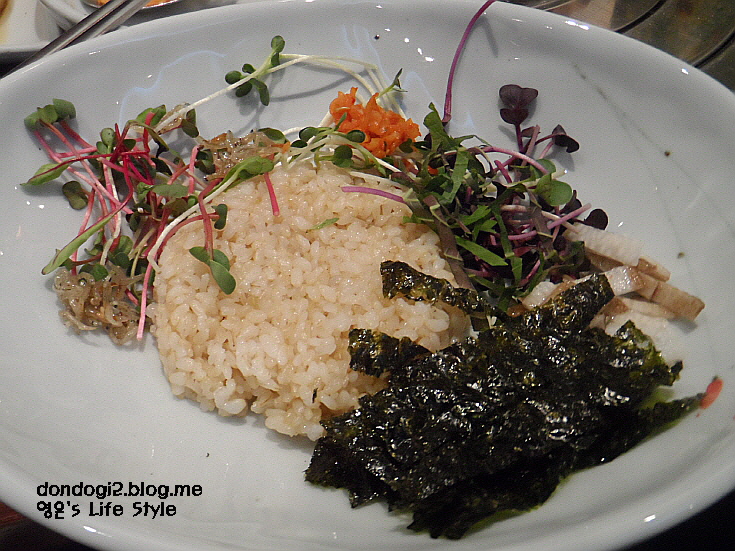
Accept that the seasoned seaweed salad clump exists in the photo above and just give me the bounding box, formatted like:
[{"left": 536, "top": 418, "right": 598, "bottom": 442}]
[{"left": 305, "top": 261, "right": 702, "bottom": 539}]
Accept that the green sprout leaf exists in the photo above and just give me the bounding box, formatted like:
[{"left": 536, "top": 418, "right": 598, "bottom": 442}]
[
  {"left": 271, "top": 35, "right": 285, "bottom": 53},
  {"left": 23, "top": 162, "right": 69, "bottom": 186},
  {"left": 62, "top": 180, "right": 88, "bottom": 210},
  {"left": 225, "top": 70, "right": 243, "bottom": 84},
  {"left": 344, "top": 130, "right": 366, "bottom": 143},
  {"left": 52, "top": 99, "right": 76, "bottom": 120},
  {"left": 211, "top": 249, "right": 231, "bottom": 270},
  {"left": 150, "top": 182, "right": 189, "bottom": 198},
  {"left": 189, "top": 246, "right": 209, "bottom": 263},
  {"left": 309, "top": 217, "right": 339, "bottom": 231},
  {"left": 208, "top": 260, "right": 236, "bottom": 294},
  {"left": 110, "top": 251, "right": 131, "bottom": 270},
  {"left": 331, "top": 144, "right": 354, "bottom": 168},
  {"left": 535, "top": 173, "right": 573, "bottom": 206},
  {"left": 181, "top": 109, "right": 199, "bottom": 138},
  {"left": 42, "top": 210, "right": 118, "bottom": 275},
  {"left": 189, "top": 247, "right": 236, "bottom": 294},
  {"left": 136, "top": 105, "right": 167, "bottom": 127},
  {"left": 224, "top": 156, "right": 275, "bottom": 182},
  {"left": 259, "top": 127, "right": 287, "bottom": 143},
  {"left": 80, "top": 263, "right": 109, "bottom": 281},
  {"left": 270, "top": 35, "right": 285, "bottom": 65},
  {"left": 299, "top": 126, "right": 321, "bottom": 142},
  {"left": 116, "top": 235, "right": 133, "bottom": 255},
  {"left": 251, "top": 79, "right": 270, "bottom": 106},
  {"left": 213, "top": 204, "right": 228, "bottom": 230},
  {"left": 235, "top": 81, "right": 253, "bottom": 98},
  {"left": 455, "top": 235, "right": 507, "bottom": 267}
]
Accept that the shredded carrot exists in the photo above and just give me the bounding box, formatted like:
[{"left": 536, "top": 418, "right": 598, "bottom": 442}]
[
  {"left": 700, "top": 377, "right": 723, "bottom": 409},
  {"left": 330, "top": 87, "right": 420, "bottom": 158}
]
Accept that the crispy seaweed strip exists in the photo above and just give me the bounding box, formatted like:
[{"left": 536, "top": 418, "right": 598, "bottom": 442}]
[
  {"left": 306, "top": 272, "right": 702, "bottom": 539},
  {"left": 504, "top": 273, "right": 614, "bottom": 337},
  {"left": 381, "top": 260, "right": 485, "bottom": 315},
  {"left": 381, "top": 260, "right": 493, "bottom": 328},
  {"left": 348, "top": 328, "right": 430, "bottom": 377}
]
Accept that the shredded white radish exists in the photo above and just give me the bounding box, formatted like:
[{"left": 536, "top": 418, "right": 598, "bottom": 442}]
[{"left": 569, "top": 222, "right": 643, "bottom": 266}]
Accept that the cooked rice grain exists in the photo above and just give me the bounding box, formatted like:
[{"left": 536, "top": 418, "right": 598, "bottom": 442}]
[{"left": 152, "top": 163, "right": 468, "bottom": 440}]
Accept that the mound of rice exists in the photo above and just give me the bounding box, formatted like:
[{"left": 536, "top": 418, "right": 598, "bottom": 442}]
[{"left": 152, "top": 163, "right": 468, "bottom": 440}]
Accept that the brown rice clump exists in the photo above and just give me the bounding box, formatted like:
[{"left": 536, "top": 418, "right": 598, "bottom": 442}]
[{"left": 151, "top": 162, "right": 469, "bottom": 440}]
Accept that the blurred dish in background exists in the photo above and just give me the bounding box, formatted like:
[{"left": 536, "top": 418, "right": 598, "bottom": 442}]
[
  {"left": 81, "top": 0, "right": 182, "bottom": 8},
  {"left": 0, "top": 0, "right": 60, "bottom": 62},
  {"left": 41, "top": 0, "right": 252, "bottom": 29}
]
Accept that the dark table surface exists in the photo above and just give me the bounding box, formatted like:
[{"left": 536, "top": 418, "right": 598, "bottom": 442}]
[
  {"left": 1, "top": 0, "right": 733, "bottom": 549},
  {"left": 2, "top": 489, "right": 734, "bottom": 549}
]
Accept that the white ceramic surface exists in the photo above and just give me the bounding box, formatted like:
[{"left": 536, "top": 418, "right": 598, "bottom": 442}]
[
  {"left": 37, "top": 0, "right": 573, "bottom": 30},
  {"left": 1, "top": 1, "right": 734, "bottom": 550},
  {"left": 0, "top": 0, "right": 60, "bottom": 61}
]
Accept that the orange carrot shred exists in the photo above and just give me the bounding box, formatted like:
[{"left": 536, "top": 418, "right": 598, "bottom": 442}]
[{"left": 330, "top": 87, "right": 420, "bottom": 158}]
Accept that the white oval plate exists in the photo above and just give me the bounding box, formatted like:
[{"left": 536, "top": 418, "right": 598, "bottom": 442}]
[{"left": 1, "top": 1, "right": 734, "bottom": 550}]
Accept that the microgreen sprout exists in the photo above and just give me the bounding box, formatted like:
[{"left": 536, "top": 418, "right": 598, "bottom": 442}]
[
  {"left": 25, "top": 7, "right": 601, "bottom": 343},
  {"left": 348, "top": 0, "right": 597, "bottom": 311},
  {"left": 189, "top": 246, "right": 236, "bottom": 294}
]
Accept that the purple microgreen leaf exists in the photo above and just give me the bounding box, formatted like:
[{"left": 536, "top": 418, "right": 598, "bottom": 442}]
[
  {"left": 498, "top": 84, "right": 538, "bottom": 126},
  {"left": 499, "top": 84, "right": 538, "bottom": 109},
  {"left": 583, "top": 208, "right": 609, "bottom": 229},
  {"left": 499, "top": 107, "right": 529, "bottom": 126},
  {"left": 550, "top": 124, "right": 579, "bottom": 153}
]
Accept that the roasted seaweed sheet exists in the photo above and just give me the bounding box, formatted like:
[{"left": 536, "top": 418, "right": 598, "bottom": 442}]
[{"left": 306, "top": 262, "right": 701, "bottom": 539}]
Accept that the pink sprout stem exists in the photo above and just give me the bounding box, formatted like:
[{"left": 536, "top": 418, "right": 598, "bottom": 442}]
[
  {"left": 545, "top": 203, "right": 591, "bottom": 229},
  {"left": 196, "top": 179, "right": 220, "bottom": 256},
  {"left": 507, "top": 230, "right": 538, "bottom": 242},
  {"left": 494, "top": 159, "right": 513, "bottom": 184},
  {"left": 443, "top": 0, "right": 497, "bottom": 123},
  {"left": 188, "top": 146, "right": 200, "bottom": 194},
  {"left": 136, "top": 262, "right": 154, "bottom": 340},
  {"left": 264, "top": 171, "right": 280, "bottom": 216},
  {"left": 482, "top": 145, "right": 549, "bottom": 175},
  {"left": 341, "top": 185, "right": 406, "bottom": 203},
  {"left": 519, "top": 257, "right": 541, "bottom": 286}
]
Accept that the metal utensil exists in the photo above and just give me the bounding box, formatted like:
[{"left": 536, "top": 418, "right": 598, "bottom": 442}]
[
  {"left": 9, "top": 0, "right": 153, "bottom": 74},
  {"left": 80, "top": 0, "right": 181, "bottom": 9}
]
